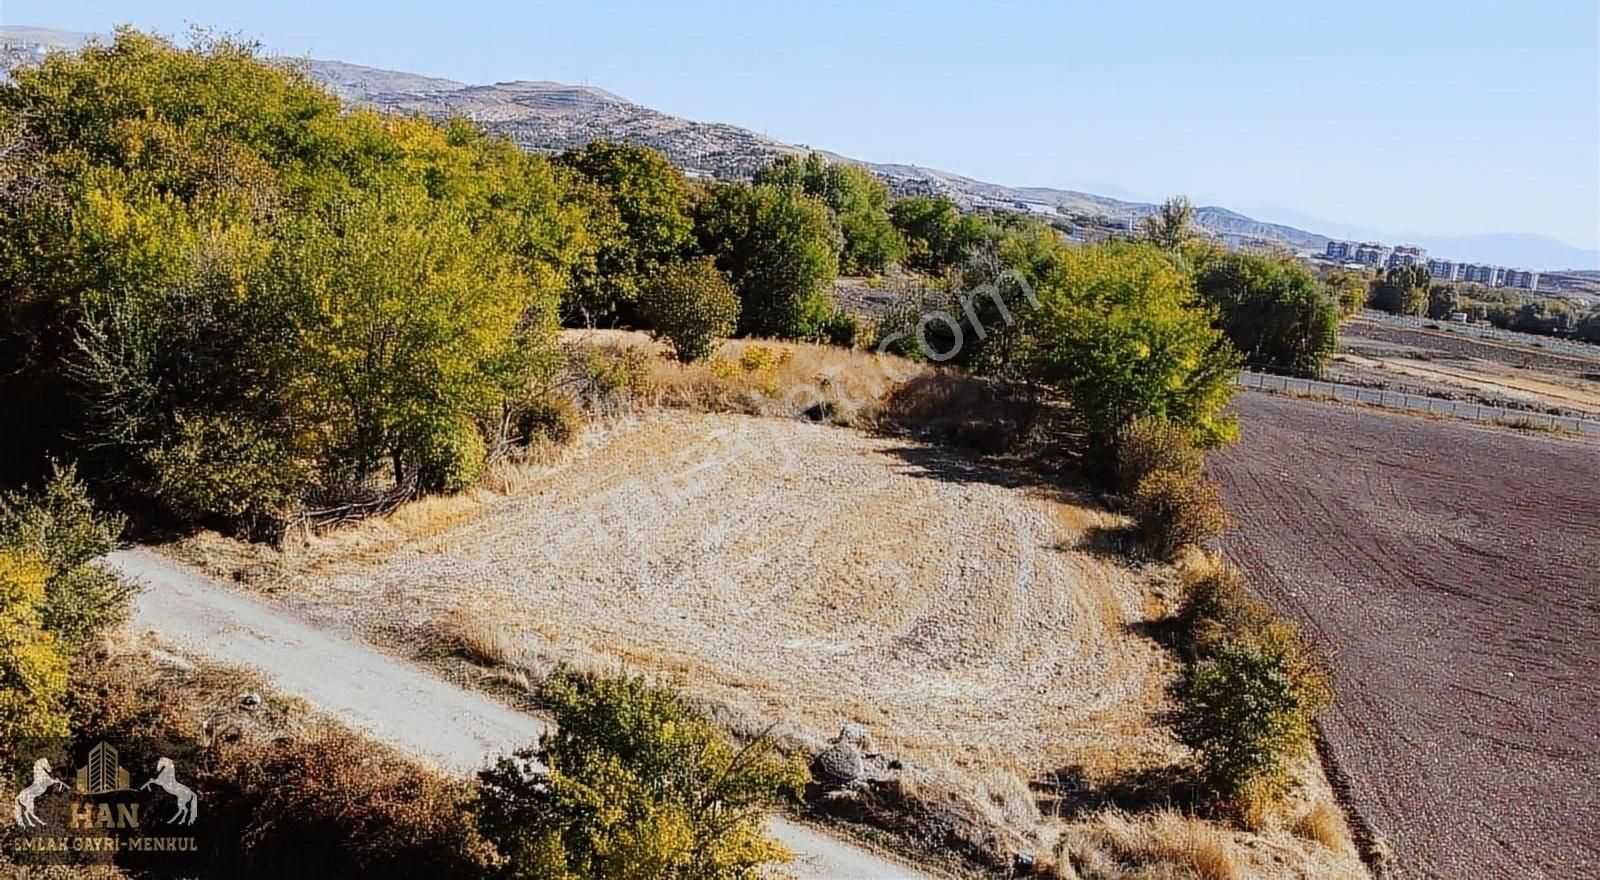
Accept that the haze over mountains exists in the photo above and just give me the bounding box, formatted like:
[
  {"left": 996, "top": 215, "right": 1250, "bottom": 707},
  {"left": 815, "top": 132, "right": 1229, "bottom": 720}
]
[{"left": 5, "top": 25, "right": 1596, "bottom": 271}]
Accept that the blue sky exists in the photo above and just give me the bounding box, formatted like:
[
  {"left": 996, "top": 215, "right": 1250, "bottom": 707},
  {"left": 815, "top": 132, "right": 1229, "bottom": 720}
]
[{"left": 8, "top": 0, "right": 1598, "bottom": 256}]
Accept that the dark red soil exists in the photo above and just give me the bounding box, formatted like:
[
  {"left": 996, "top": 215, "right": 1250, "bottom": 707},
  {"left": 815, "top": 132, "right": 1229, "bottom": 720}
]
[{"left": 1211, "top": 392, "right": 1600, "bottom": 879}]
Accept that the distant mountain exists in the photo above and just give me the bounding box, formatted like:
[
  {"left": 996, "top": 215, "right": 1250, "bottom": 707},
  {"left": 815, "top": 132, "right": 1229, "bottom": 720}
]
[{"left": 3, "top": 25, "right": 1590, "bottom": 270}]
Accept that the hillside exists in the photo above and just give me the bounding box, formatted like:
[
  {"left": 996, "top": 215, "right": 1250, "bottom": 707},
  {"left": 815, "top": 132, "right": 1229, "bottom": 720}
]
[{"left": 15, "top": 24, "right": 1599, "bottom": 265}]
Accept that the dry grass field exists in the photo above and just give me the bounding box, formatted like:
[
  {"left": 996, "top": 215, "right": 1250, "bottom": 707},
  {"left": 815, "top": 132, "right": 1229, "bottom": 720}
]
[{"left": 164, "top": 335, "right": 1369, "bottom": 877}]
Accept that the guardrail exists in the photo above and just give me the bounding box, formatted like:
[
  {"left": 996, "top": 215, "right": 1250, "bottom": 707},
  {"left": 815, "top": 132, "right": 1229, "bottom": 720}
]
[
  {"left": 1356, "top": 310, "right": 1600, "bottom": 361},
  {"left": 1235, "top": 371, "right": 1600, "bottom": 436}
]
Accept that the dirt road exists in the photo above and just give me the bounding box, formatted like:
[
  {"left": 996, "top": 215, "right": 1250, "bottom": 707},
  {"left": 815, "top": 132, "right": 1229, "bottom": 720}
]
[
  {"left": 111, "top": 547, "right": 936, "bottom": 880},
  {"left": 1212, "top": 393, "right": 1600, "bottom": 879}
]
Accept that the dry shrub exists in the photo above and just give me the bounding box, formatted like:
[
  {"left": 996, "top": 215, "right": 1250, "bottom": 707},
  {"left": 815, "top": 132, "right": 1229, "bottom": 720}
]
[
  {"left": 1292, "top": 798, "right": 1355, "bottom": 854},
  {"left": 212, "top": 725, "right": 498, "bottom": 879},
  {"left": 564, "top": 330, "right": 925, "bottom": 427},
  {"left": 876, "top": 371, "right": 1032, "bottom": 454},
  {"left": 1115, "top": 417, "right": 1203, "bottom": 493},
  {"left": 67, "top": 647, "right": 496, "bottom": 879},
  {"left": 512, "top": 394, "right": 584, "bottom": 448},
  {"left": 808, "top": 764, "right": 1040, "bottom": 873},
  {"left": 1057, "top": 810, "right": 1244, "bottom": 880},
  {"left": 435, "top": 604, "right": 524, "bottom": 667},
  {"left": 1130, "top": 468, "right": 1229, "bottom": 561}
]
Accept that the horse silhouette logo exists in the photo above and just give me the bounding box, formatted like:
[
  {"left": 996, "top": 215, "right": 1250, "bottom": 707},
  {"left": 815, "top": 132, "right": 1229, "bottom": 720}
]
[
  {"left": 12, "top": 759, "right": 67, "bottom": 828},
  {"left": 140, "top": 757, "right": 198, "bottom": 825}
]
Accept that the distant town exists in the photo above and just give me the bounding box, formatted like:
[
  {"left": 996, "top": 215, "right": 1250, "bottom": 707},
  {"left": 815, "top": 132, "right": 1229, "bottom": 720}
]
[{"left": 1320, "top": 240, "right": 1541, "bottom": 291}]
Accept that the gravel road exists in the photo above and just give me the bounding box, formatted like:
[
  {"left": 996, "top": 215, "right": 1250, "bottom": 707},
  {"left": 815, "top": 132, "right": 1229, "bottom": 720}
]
[{"left": 111, "top": 547, "right": 936, "bottom": 879}]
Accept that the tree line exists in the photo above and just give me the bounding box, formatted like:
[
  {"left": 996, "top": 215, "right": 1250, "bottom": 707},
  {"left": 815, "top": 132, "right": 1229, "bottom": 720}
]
[{"left": 0, "top": 29, "right": 1355, "bottom": 540}]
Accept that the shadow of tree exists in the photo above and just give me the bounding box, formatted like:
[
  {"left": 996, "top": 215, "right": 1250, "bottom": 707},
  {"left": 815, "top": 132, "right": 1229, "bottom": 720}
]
[{"left": 1033, "top": 762, "right": 1204, "bottom": 820}]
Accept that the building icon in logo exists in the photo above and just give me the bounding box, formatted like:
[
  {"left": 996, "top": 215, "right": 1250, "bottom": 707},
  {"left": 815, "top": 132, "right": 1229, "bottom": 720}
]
[{"left": 75, "top": 742, "right": 131, "bottom": 795}]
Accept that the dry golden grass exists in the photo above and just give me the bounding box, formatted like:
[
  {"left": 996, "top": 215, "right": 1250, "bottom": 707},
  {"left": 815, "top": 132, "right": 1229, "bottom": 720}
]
[
  {"left": 1292, "top": 798, "right": 1356, "bottom": 854},
  {"left": 434, "top": 602, "right": 525, "bottom": 668},
  {"left": 563, "top": 328, "right": 931, "bottom": 427},
  {"left": 1055, "top": 810, "right": 1243, "bottom": 880}
]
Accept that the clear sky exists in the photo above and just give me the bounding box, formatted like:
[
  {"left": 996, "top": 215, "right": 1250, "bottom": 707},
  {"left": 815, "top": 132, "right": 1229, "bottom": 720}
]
[{"left": 7, "top": 0, "right": 1599, "bottom": 254}]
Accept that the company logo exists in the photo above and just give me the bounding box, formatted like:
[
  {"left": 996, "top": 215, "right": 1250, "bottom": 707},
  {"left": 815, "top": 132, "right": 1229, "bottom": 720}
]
[{"left": 6, "top": 741, "right": 201, "bottom": 863}]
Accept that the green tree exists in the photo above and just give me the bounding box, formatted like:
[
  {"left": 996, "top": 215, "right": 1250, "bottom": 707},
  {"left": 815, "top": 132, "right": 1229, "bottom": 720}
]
[
  {"left": 1141, "top": 196, "right": 1195, "bottom": 252},
  {"left": 757, "top": 153, "right": 901, "bottom": 274},
  {"left": 1370, "top": 265, "right": 1431, "bottom": 316},
  {"left": 694, "top": 182, "right": 840, "bottom": 339},
  {"left": 476, "top": 671, "right": 805, "bottom": 879},
  {"left": 1022, "top": 242, "right": 1240, "bottom": 451},
  {"left": 1194, "top": 252, "right": 1340, "bottom": 377},
  {"left": 638, "top": 258, "right": 741, "bottom": 362},
  {"left": 557, "top": 142, "right": 696, "bottom": 324},
  {"left": 0, "top": 29, "right": 581, "bottom": 532},
  {"left": 888, "top": 196, "right": 991, "bottom": 274}
]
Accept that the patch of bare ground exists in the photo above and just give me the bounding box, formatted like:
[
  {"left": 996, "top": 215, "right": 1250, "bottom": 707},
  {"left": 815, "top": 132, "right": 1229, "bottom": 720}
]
[
  {"left": 1212, "top": 392, "right": 1600, "bottom": 879},
  {"left": 163, "top": 336, "right": 1366, "bottom": 878}
]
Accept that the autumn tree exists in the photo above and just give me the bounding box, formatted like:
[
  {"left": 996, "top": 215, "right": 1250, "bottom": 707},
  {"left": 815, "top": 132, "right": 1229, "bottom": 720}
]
[
  {"left": 1142, "top": 196, "right": 1196, "bottom": 251},
  {"left": 557, "top": 141, "right": 696, "bottom": 324},
  {"left": 756, "top": 153, "right": 901, "bottom": 274},
  {"left": 694, "top": 182, "right": 841, "bottom": 338}
]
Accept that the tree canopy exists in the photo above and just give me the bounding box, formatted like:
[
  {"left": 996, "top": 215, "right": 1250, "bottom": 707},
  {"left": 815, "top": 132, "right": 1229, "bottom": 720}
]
[{"left": 0, "top": 29, "right": 584, "bottom": 532}]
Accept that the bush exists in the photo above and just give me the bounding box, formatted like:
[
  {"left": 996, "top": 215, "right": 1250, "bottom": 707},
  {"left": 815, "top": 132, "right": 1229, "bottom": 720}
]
[
  {"left": 797, "top": 296, "right": 860, "bottom": 347},
  {"left": 514, "top": 395, "right": 585, "bottom": 448},
  {"left": 0, "top": 550, "right": 70, "bottom": 766},
  {"left": 1130, "top": 468, "right": 1229, "bottom": 561},
  {"left": 0, "top": 465, "right": 132, "bottom": 650},
  {"left": 476, "top": 670, "right": 806, "bottom": 879},
  {"left": 637, "top": 258, "right": 741, "bottom": 362},
  {"left": 412, "top": 417, "right": 488, "bottom": 494},
  {"left": 1115, "top": 417, "right": 1204, "bottom": 494},
  {"left": 213, "top": 729, "right": 500, "bottom": 879},
  {"left": 1177, "top": 636, "right": 1329, "bottom": 807}
]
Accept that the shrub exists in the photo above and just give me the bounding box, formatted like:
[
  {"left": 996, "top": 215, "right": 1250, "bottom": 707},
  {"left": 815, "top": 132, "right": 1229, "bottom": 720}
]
[
  {"left": 1130, "top": 468, "right": 1229, "bottom": 561},
  {"left": 0, "top": 550, "right": 70, "bottom": 766},
  {"left": 1177, "top": 560, "right": 1261, "bottom": 659},
  {"left": 476, "top": 670, "right": 806, "bottom": 879},
  {"left": 797, "top": 296, "right": 861, "bottom": 347},
  {"left": 1177, "top": 638, "right": 1328, "bottom": 807},
  {"left": 1115, "top": 417, "right": 1203, "bottom": 493},
  {"left": 514, "top": 395, "right": 584, "bottom": 448},
  {"left": 0, "top": 465, "right": 132, "bottom": 650},
  {"left": 213, "top": 728, "right": 500, "bottom": 879},
  {"left": 140, "top": 413, "right": 298, "bottom": 529},
  {"left": 413, "top": 417, "right": 488, "bottom": 494},
  {"left": 637, "top": 258, "right": 741, "bottom": 362}
]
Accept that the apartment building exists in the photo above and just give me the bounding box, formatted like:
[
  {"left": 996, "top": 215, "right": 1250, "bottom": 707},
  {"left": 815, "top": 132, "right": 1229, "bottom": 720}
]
[
  {"left": 1426, "top": 258, "right": 1459, "bottom": 281},
  {"left": 1387, "top": 245, "right": 1426, "bottom": 270}
]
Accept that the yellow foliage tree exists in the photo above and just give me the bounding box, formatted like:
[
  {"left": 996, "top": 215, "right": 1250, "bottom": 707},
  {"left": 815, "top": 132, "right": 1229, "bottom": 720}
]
[{"left": 0, "top": 550, "right": 70, "bottom": 764}]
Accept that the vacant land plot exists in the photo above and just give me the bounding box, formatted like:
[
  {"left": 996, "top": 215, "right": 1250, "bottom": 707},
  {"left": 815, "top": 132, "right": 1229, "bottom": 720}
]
[
  {"left": 250, "top": 411, "right": 1170, "bottom": 774},
  {"left": 1212, "top": 393, "right": 1600, "bottom": 879}
]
